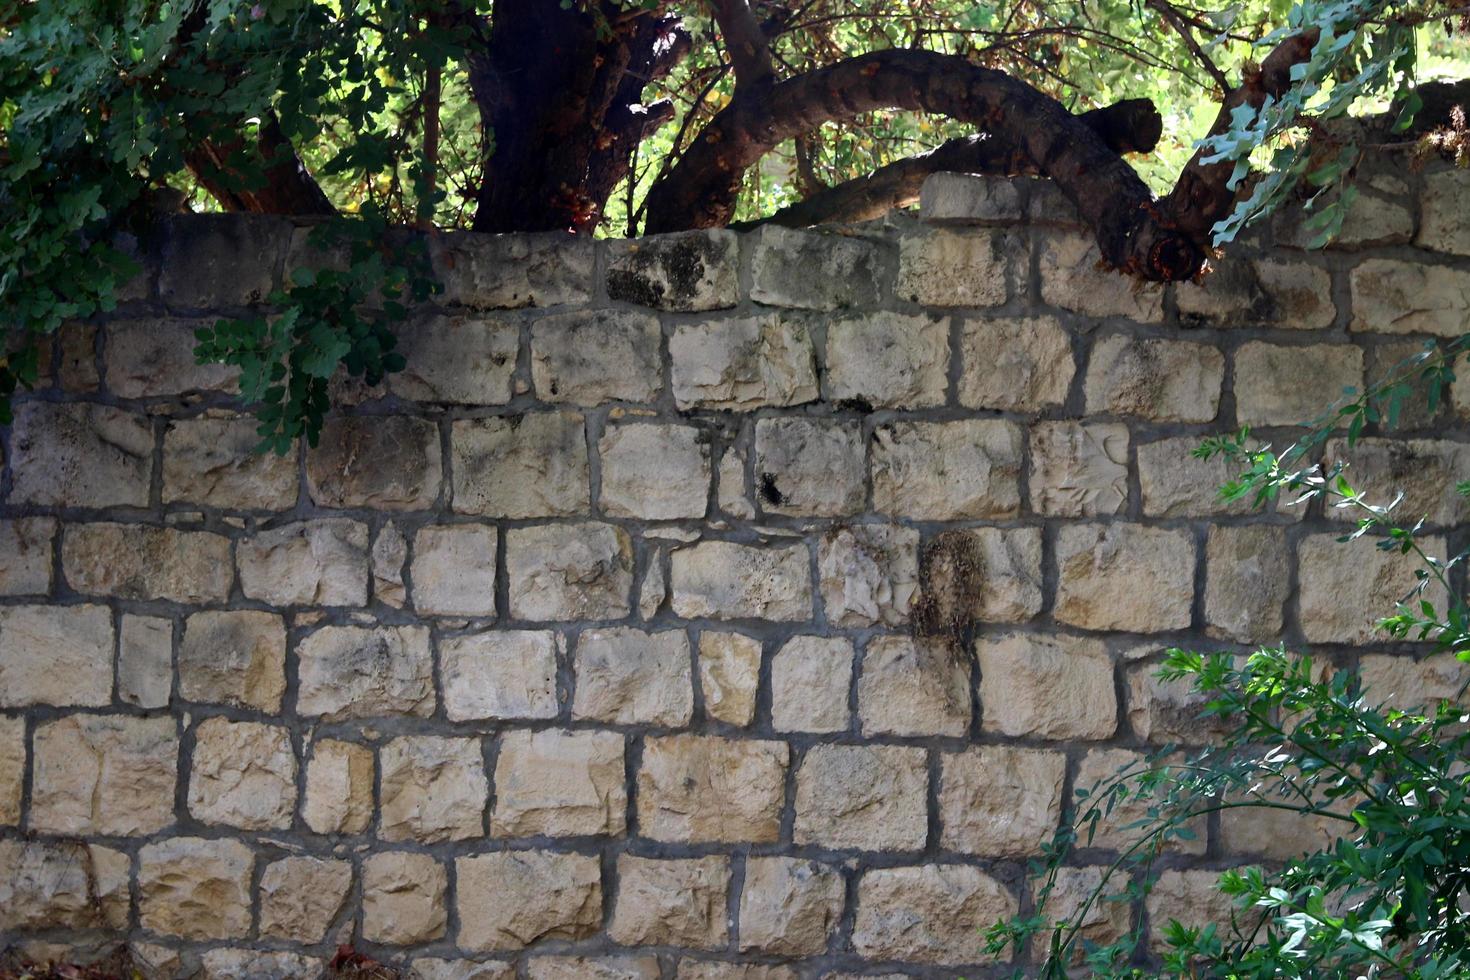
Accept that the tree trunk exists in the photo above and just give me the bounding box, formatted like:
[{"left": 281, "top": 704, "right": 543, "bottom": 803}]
[{"left": 185, "top": 115, "right": 336, "bottom": 216}]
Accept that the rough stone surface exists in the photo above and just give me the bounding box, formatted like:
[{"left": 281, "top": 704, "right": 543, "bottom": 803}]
[
  {"left": 858, "top": 635, "right": 970, "bottom": 737},
  {"left": 379, "top": 735, "right": 488, "bottom": 842},
  {"left": 1205, "top": 525, "right": 1290, "bottom": 643},
  {"left": 638, "top": 735, "right": 788, "bottom": 843},
  {"left": 138, "top": 837, "right": 254, "bottom": 940},
  {"left": 670, "top": 315, "right": 818, "bottom": 410},
  {"left": 0, "top": 717, "right": 23, "bottom": 826},
  {"left": 1073, "top": 747, "right": 1206, "bottom": 855},
  {"left": 1144, "top": 870, "right": 1237, "bottom": 952},
  {"left": 0, "top": 841, "right": 101, "bottom": 931},
  {"left": 1299, "top": 532, "right": 1447, "bottom": 644},
  {"left": 978, "top": 633, "right": 1116, "bottom": 740},
  {"left": 1359, "top": 654, "right": 1470, "bottom": 710},
  {"left": 749, "top": 225, "right": 882, "bottom": 310},
  {"left": 914, "top": 526, "right": 1042, "bottom": 628},
  {"left": 771, "top": 636, "right": 853, "bottom": 734},
  {"left": 187, "top": 717, "right": 296, "bottom": 829},
  {"left": 387, "top": 314, "right": 519, "bottom": 404},
  {"left": 1084, "top": 335, "right": 1223, "bottom": 422},
  {"left": 258, "top": 856, "right": 352, "bottom": 944},
  {"left": 606, "top": 231, "right": 739, "bottom": 312},
  {"left": 1138, "top": 436, "right": 1255, "bottom": 517},
  {"left": 1417, "top": 168, "right": 1470, "bottom": 255},
  {"left": 525, "top": 957, "right": 659, "bottom": 980},
  {"left": 817, "top": 524, "right": 919, "bottom": 628},
  {"left": 296, "top": 624, "right": 435, "bottom": 720},
  {"left": 1029, "top": 421, "right": 1128, "bottom": 516},
  {"left": 507, "top": 523, "right": 633, "bottom": 620},
  {"left": 452, "top": 413, "right": 589, "bottom": 517},
  {"left": 237, "top": 519, "right": 370, "bottom": 606},
  {"left": 1126, "top": 664, "right": 1234, "bottom": 746},
  {"left": 609, "top": 855, "right": 731, "bottom": 949},
  {"left": 106, "top": 318, "right": 240, "bottom": 397},
  {"left": 430, "top": 231, "right": 593, "bottom": 308},
  {"left": 825, "top": 312, "right": 949, "bottom": 408},
  {"left": 671, "top": 541, "right": 812, "bottom": 621},
  {"left": 31, "top": 714, "right": 178, "bottom": 835},
  {"left": 959, "top": 315, "right": 1074, "bottom": 411},
  {"left": 1350, "top": 259, "right": 1470, "bottom": 335},
  {"left": 896, "top": 228, "right": 1011, "bottom": 307},
  {"left": 919, "top": 172, "right": 1023, "bottom": 221},
  {"left": 303, "top": 738, "right": 374, "bottom": 835},
  {"left": 1054, "top": 523, "right": 1195, "bottom": 632},
  {"left": 1040, "top": 234, "right": 1163, "bottom": 321},
  {"left": 738, "top": 857, "right": 844, "bottom": 955},
  {"left": 179, "top": 610, "right": 287, "bottom": 712},
  {"left": 411, "top": 959, "right": 517, "bottom": 980},
  {"left": 572, "top": 627, "right": 693, "bottom": 726},
  {"left": 306, "top": 415, "right": 442, "bottom": 509},
  {"left": 118, "top": 614, "right": 173, "bottom": 708},
  {"left": 442, "top": 630, "right": 559, "bottom": 721},
  {"left": 493, "top": 729, "right": 626, "bottom": 838},
  {"left": 939, "top": 745, "right": 1065, "bottom": 857},
  {"left": 532, "top": 310, "right": 661, "bottom": 405},
  {"left": 0, "top": 518, "right": 54, "bottom": 596},
  {"left": 412, "top": 523, "right": 498, "bottom": 617},
  {"left": 457, "top": 850, "right": 602, "bottom": 951},
  {"left": 63, "top": 523, "right": 233, "bottom": 602},
  {"left": 1234, "top": 341, "right": 1365, "bottom": 427},
  {"left": 1041, "top": 866, "right": 1132, "bottom": 956},
  {"left": 600, "top": 423, "right": 711, "bottom": 520},
  {"left": 373, "top": 521, "right": 409, "bottom": 607},
  {"left": 794, "top": 745, "right": 927, "bottom": 851},
  {"left": 163, "top": 416, "right": 298, "bottom": 510},
  {"left": 871, "top": 419, "right": 1022, "bottom": 519},
  {"left": 361, "top": 851, "right": 447, "bottom": 945},
  {"left": 8, "top": 403, "right": 153, "bottom": 508},
  {"left": 1324, "top": 437, "right": 1470, "bottom": 527},
  {"left": 0, "top": 604, "right": 114, "bottom": 707},
  {"left": 753, "top": 418, "right": 865, "bottom": 516},
  {"left": 197, "top": 950, "right": 321, "bottom": 980},
  {"left": 698, "top": 631, "right": 761, "bottom": 727},
  {"left": 1254, "top": 259, "right": 1336, "bottom": 329},
  {"left": 852, "top": 865, "right": 1018, "bottom": 966}
]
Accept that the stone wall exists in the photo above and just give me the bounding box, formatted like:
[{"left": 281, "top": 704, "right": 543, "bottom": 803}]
[{"left": 1, "top": 155, "right": 1468, "bottom": 979}]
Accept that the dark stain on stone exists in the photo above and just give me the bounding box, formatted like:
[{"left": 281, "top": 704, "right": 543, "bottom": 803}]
[
  {"left": 836, "top": 397, "right": 875, "bottom": 414},
  {"left": 911, "top": 529, "right": 984, "bottom": 643},
  {"left": 607, "top": 268, "right": 665, "bottom": 308},
  {"left": 607, "top": 237, "right": 712, "bottom": 309},
  {"left": 758, "top": 472, "right": 785, "bottom": 506}
]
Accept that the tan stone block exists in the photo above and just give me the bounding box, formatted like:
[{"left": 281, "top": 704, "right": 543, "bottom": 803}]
[
  {"left": 162, "top": 416, "right": 298, "bottom": 510},
  {"left": 1418, "top": 168, "right": 1470, "bottom": 256},
  {"left": 638, "top": 734, "right": 788, "bottom": 843},
  {"left": 107, "top": 318, "right": 239, "bottom": 396},
  {"left": 525, "top": 957, "right": 660, "bottom": 980},
  {"left": 606, "top": 230, "right": 739, "bottom": 312},
  {"left": 771, "top": 636, "right": 852, "bottom": 734},
  {"left": 456, "top": 850, "right": 602, "bottom": 951},
  {"left": 858, "top": 635, "right": 970, "bottom": 737},
  {"left": 90, "top": 843, "right": 130, "bottom": 930},
  {"left": 675, "top": 964, "right": 798, "bottom": 980},
  {"left": 8, "top": 403, "right": 152, "bottom": 507},
  {"left": 852, "top": 864, "right": 1017, "bottom": 965},
  {"left": 507, "top": 523, "right": 633, "bottom": 620},
  {"left": 259, "top": 856, "right": 352, "bottom": 943},
  {"left": 55, "top": 321, "right": 99, "bottom": 392},
  {"left": 199, "top": 950, "right": 321, "bottom": 980},
  {"left": 531, "top": 309, "right": 661, "bottom": 405},
  {"left": 1138, "top": 436, "right": 1256, "bottom": 517},
  {"left": 0, "top": 840, "right": 106, "bottom": 930},
  {"left": 1358, "top": 653, "right": 1470, "bottom": 710},
  {"left": 717, "top": 441, "right": 753, "bottom": 520},
  {"left": 824, "top": 311, "right": 949, "bottom": 408},
  {"left": 1039, "top": 233, "right": 1162, "bottom": 320},
  {"left": 1350, "top": 259, "right": 1470, "bottom": 336},
  {"left": 1038, "top": 866, "right": 1132, "bottom": 958},
  {"left": 180, "top": 610, "right": 287, "bottom": 712},
  {"left": 296, "top": 624, "right": 435, "bottom": 720},
  {"left": 1324, "top": 437, "right": 1470, "bottom": 528},
  {"left": 817, "top": 524, "right": 919, "bottom": 629},
  {"left": 0, "top": 603, "right": 113, "bottom": 707},
  {"left": 670, "top": 314, "right": 818, "bottom": 410},
  {"left": 1029, "top": 422, "right": 1128, "bottom": 517},
  {"left": 872, "top": 419, "right": 1022, "bottom": 519},
  {"left": 1217, "top": 789, "right": 1351, "bottom": 862},
  {"left": 385, "top": 313, "right": 519, "bottom": 404},
  {"left": 572, "top": 627, "right": 692, "bottom": 726},
  {"left": 412, "top": 523, "right": 498, "bottom": 617},
  {"left": 362, "top": 851, "right": 447, "bottom": 944},
  {"left": 31, "top": 714, "right": 177, "bottom": 835},
  {"left": 1234, "top": 342, "right": 1363, "bottom": 427},
  {"left": 138, "top": 837, "right": 254, "bottom": 940},
  {"left": 896, "top": 227, "right": 1011, "bottom": 307},
  {"left": 373, "top": 520, "right": 408, "bottom": 607},
  {"left": 959, "top": 315, "right": 1074, "bottom": 411},
  {"left": 670, "top": 540, "right": 812, "bottom": 621},
  {"left": 410, "top": 958, "right": 517, "bottom": 980},
  {"left": 304, "top": 738, "right": 374, "bottom": 835},
  {"left": 738, "top": 857, "right": 843, "bottom": 956},
  {"left": 187, "top": 717, "right": 296, "bottom": 830},
  {"left": 492, "top": 729, "right": 626, "bottom": 838},
  {"left": 794, "top": 744, "right": 927, "bottom": 851},
  {"left": 1204, "top": 525, "right": 1290, "bottom": 644},
  {"left": 748, "top": 225, "right": 883, "bottom": 310},
  {"left": 380, "top": 735, "right": 487, "bottom": 842},
  {"left": 978, "top": 632, "right": 1116, "bottom": 740},
  {"left": 442, "top": 630, "right": 560, "bottom": 721},
  {"left": 1084, "top": 335, "right": 1223, "bottom": 422},
  {"left": 609, "top": 855, "right": 730, "bottom": 949},
  {"left": 600, "top": 422, "right": 712, "bottom": 520},
  {"left": 939, "top": 745, "right": 1065, "bottom": 857},
  {"left": 914, "top": 527, "right": 1042, "bottom": 630},
  {"left": 1126, "top": 664, "right": 1233, "bottom": 745},
  {"left": 306, "top": 415, "right": 442, "bottom": 509},
  {"left": 0, "top": 717, "right": 23, "bottom": 826},
  {"left": 698, "top": 631, "right": 761, "bottom": 727},
  {"left": 452, "top": 413, "right": 589, "bottom": 517},
  {"left": 1054, "top": 523, "right": 1195, "bottom": 632},
  {"left": 0, "top": 518, "right": 55, "bottom": 595},
  {"left": 753, "top": 418, "right": 865, "bottom": 516},
  {"left": 1298, "top": 532, "right": 1447, "bottom": 644},
  {"left": 430, "top": 231, "right": 594, "bottom": 309},
  {"left": 63, "top": 523, "right": 232, "bottom": 602},
  {"left": 1255, "top": 258, "right": 1335, "bottom": 329},
  {"left": 237, "top": 518, "right": 370, "bottom": 606},
  {"left": 1072, "top": 748, "right": 1205, "bottom": 855},
  {"left": 118, "top": 614, "right": 172, "bottom": 708}
]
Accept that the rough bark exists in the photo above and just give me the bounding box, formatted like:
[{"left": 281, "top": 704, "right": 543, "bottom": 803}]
[
  {"left": 709, "top": 0, "right": 775, "bottom": 87},
  {"left": 185, "top": 115, "right": 336, "bottom": 216}
]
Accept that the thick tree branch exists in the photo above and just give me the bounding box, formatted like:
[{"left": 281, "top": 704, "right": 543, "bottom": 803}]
[
  {"left": 710, "top": 0, "right": 775, "bottom": 87},
  {"left": 186, "top": 114, "right": 336, "bottom": 216}
]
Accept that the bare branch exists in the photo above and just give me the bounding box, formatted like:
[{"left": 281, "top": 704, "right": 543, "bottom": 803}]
[{"left": 1147, "top": 0, "right": 1229, "bottom": 91}]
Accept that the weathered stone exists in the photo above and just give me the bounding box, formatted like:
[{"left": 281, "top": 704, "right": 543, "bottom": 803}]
[
  {"left": 64, "top": 523, "right": 233, "bottom": 602},
  {"left": 138, "top": 837, "right": 254, "bottom": 940},
  {"left": 303, "top": 738, "right": 374, "bottom": 835},
  {"left": 817, "top": 524, "right": 919, "bottom": 629},
  {"left": 794, "top": 744, "right": 927, "bottom": 851},
  {"left": 1335, "top": 173, "right": 1415, "bottom": 246},
  {"left": 738, "top": 856, "right": 844, "bottom": 956},
  {"left": 0, "top": 717, "right": 23, "bottom": 826},
  {"left": 90, "top": 844, "right": 130, "bottom": 930},
  {"left": 306, "top": 415, "right": 442, "bottom": 509},
  {"left": 187, "top": 717, "right": 296, "bottom": 829},
  {"left": 492, "top": 729, "right": 626, "bottom": 837},
  {"left": 431, "top": 231, "right": 594, "bottom": 308},
  {"left": 1174, "top": 253, "right": 1270, "bottom": 326},
  {"left": 638, "top": 735, "right": 788, "bottom": 843},
  {"left": 1144, "top": 870, "right": 1237, "bottom": 953},
  {"left": 600, "top": 423, "right": 712, "bottom": 520},
  {"left": 1205, "top": 525, "right": 1290, "bottom": 643},
  {"left": 525, "top": 957, "right": 660, "bottom": 980},
  {"left": 296, "top": 624, "right": 435, "bottom": 720},
  {"left": 1126, "top": 664, "right": 1234, "bottom": 745},
  {"left": 1298, "top": 531, "right": 1448, "bottom": 644},
  {"left": 825, "top": 312, "right": 949, "bottom": 408},
  {"left": 1255, "top": 259, "right": 1336, "bottom": 329},
  {"left": 1176, "top": 252, "right": 1335, "bottom": 329},
  {"left": 105, "top": 318, "right": 240, "bottom": 397},
  {"left": 31, "top": 714, "right": 177, "bottom": 835},
  {"left": 1359, "top": 653, "right": 1470, "bottom": 710},
  {"left": 159, "top": 214, "right": 286, "bottom": 306},
  {"left": 1054, "top": 523, "right": 1195, "bottom": 632},
  {"left": 852, "top": 865, "right": 1017, "bottom": 966},
  {"left": 609, "top": 855, "right": 730, "bottom": 949},
  {"left": 531, "top": 309, "right": 661, "bottom": 405},
  {"left": 452, "top": 413, "right": 590, "bottom": 517},
  {"left": 55, "top": 321, "right": 99, "bottom": 392},
  {"left": 674, "top": 964, "right": 797, "bottom": 980},
  {"left": 858, "top": 635, "right": 970, "bottom": 737},
  {"left": 1029, "top": 421, "right": 1128, "bottom": 516},
  {"left": 180, "top": 610, "right": 287, "bottom": 712},
  {"left": 507, "top": 522, "right": 633, "bottom": 620},
  {"left": 1084, "top": 335, "right": 1223, "bottom": 422},
  {"left": 872, "top": 419, "right": 1022, "bottom": 519},
  {"left": 699, "top": 631, "right": 761, "bottom": 726},
  {"left": 115, "top": 615, "right": 170, "bottom": 709},
  {"left": 258, "top": 856, "right": 352, "bottom": 943},
  {"left": 896, "top": 228, "right": 1011, "bottom": 307},
  {"left": 0, "top": 518, "right": 54, "bottom": 595},
  {"left": 1040, "top": 234, "right": 1163, "bottom": 321},
  {"left": 670, "top": 540, "right": 812, "bottom": 621},
  {"left": 1234, "top": 341, "right": 1364, "bottom": 427},
  {"left": 379, "top": 735, "right": 488, "bottom": 842},
  {"left": 771, "top": 636, "right": 853, "bottom": 734},
  {"left": 914, "top": 527, "right": 1043, "bottom": 630},
  {"left": 940, "top": 745, "right": 1065, "bottom": 857},
  {"left": 671, "top": 314, "right": 818, "bottom": 410},
  {"left": 959, "top": 315, "right": 1075, "bottom": 411},
  {"left": 1350, "top": 259, "right": 1470, "bottom": 336},
  {"left": 1138, "top": 436, "right": 1255, "bottom": 517},
  {"left": 717, "top": 441, "right": 754, "bottom": 519},
  {"left": 386, "top": 314, "right": 519, "bottom": 404},
  {"left": 606, "top": 230, "right": 739, "bottom": 311},
  {"left": 639, "top": 549, "right": 667, "bottom": 619},
  {"left": 0, "top": 840, "right": 107, "bottom": 930},
  {"left": 1365, "top": 340, "right": 1441, "bottom": 431},
  {"left": 198, "top": 950, "right": 322, "bottom": 980},
  {"left": 1324, "top": 437, "right": 1470, "bottom": 527},
  {"left": 753, "top": 418, "right": 865, "bottom": 516},
  {"left": 749, "top": 225, "right": 883, "bottom": 310},
  {"left": 458, "top": 850, "right": 602, "bottom": 951},
  {"left": 1073, "top": 747, "right": 1205, "bottom": 855},
  {"left": 978, "top": 632, "right": 1116, "bottom": 740},
  {"left": 361, "top": 851, "right": 447, "bottom": 944},
  {"left": 238, "top": 519, "right": 370, "bottom": 607},
  {"left": 410, "top": 959, "right": 516, "bottom": 980},
  {"left": 0, "top": 603, "right": 113, "bottom": 707},
  {"left": 412, "top": 523, "right": 498, "bottom": 617},
  {"left": 919, "top": 172, "right": 1023, "bottom": 221},
  {"left": 373, "top": 520, "right": 408, "bottom": 607},
  {"left": 8, "top": 403, "right": 152, "bottom": 507},
  {"left": 162, "top": 417, "right": 298, "bottom": 510},
  {"left": 1418, "top": 168, "right": 1470, "bottom": 255},
  {"left": 443, "top": 630, "right": 560, "bottom": 721},
  {"left": 572, "top": 626, "right": 693, "bottom": 726},
  {"left": 1040, "top": 866, "right": 1132, "bottom": 957},
  {"left": 1218, "top": 789, "right": 1353, "bottom": 862}
]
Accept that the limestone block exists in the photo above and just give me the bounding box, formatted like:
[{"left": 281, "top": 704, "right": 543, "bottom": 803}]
[
  {"left": 1298, "top": 531, "right": 1447, "bottom": 644},
  {"left": 1039, "top": 233, "right": 1163, "bottom": 321},
  {"left": 303, "top": 738, "right": 374, "bottom": 835},
  {"left": 1255, "top": 258, "right": 1335, "bottom": 329},
  {"left": 0, "top": 717, "right": 23, "bottom": 826},
  {"left": 1138, "top": 436, "right": 1255, "bottom": 517},
  {"left": 1039, "top": 866, "right": 1132, "bottom": 956},
  {"left": 430, "top": 230, "right": 594, "bottom": 308},
  {"left": 7, "top": 403, "right": 152, "bottom": 507},
  {"left": 411, "top": 959, "right": 516, "bottom": 980},
  {"left": 771, "top": 636, "right": 853, "bottom": 734},
  {"left": 895, "top": 227, "right": 1012, "bottom": 307},
  {"left": 600, "top": 423, "right": 712, "bottom": 520},
  {"left": 361, "top": 851, "right": 448, "bottom": 944},
  {"left": 105, "top": 318, "right": 239, "bottom": 397},
  {"left": 1144, "top": 870, "right": 1237, "bottom": 953},
  {"left": 162, "top": 416, "right": 298, "bottom": 510},
  {"left": 1350, "top": 259, "right": 1470, "bottom": 335},
  {"left": 1126, "top": 664, "right": 1234, "bottom": 745},
  {"left": 372, "top": 521, "right": 408, "bottom": 607},
  {"left": 1324, "top": 437, "right": 1470, "bottom": 527},
  {"left": 115, "top": 615, "right": 170, "bottom": 708},
  {"left": 525, "top": 957, "right": 659, "bottom": 980},
  {"left": 507, "top": 522, "right": 633, "bottom": 620},
  {"left": 258, "top": 856, "right": 352, "bottom": 943},
  {"left": 1084, "top": 335, "right": 1223, "bottom": 422},
  {"left": 158, "top": 214, "right": 286, "bottom": 306},
  {"left": 1359, "top": 653, "right": 1470, "bottom": 710},
  {"left": 442, "top": 630, "right": 560, "bottom": 721},
  {"left": 749, "top": 225, "right": 883, "bottom": 310},
  {"left": 978, "top": 632, "right": 1116, "bottom": 740},
  {"left": 1418, "top": 168, "right": 1470, "bottom": 255},
  {"left": 1073, "top": 747, "right": 1206, "bottom": 854},
  {"left": 306, "top": 415, "right": 442, "bottom": 509},
  {"left": 0, "top": 603, "right": 113, "bottom": 707},
  {"left": 1029, "top": 421, "right": 1128, "bottom": 516},
  {"left": 1205, "top": 526, "right": 1290, "bottom": 643},
  {"left": 412, "top": 523, "right": 498, "bottom": 617},
  {"left": 138, "top": 837, "right": 254, "bottom": 940},
  {"left": 670, "top": 540, "right": 812, "bottom": 621},
  {"left": 572, "top": 627, "right": 692, "bottom": 726},
  {"left": 699, "top": 631, "right": 761, "bottom": 726},
  {"left": 606, "top": 230, "right": 739, "bottom": 311},
  {"left": 1234, "top": 341, "right": 1364, "bottom": 427},
  {"left": 531, "top": 309, "right": 661, "bottom": 405},
  {"left": 871, "top": 419, "right": 1022, "bottom": 519},
  {"left": 670, "top": 314, "right": 818, "bottom": 410},
  {"left": 0, "top": 517, "right": 54, "bottom": 595},
  {"left": 939, "top": 745, "right": 1065, "bottom": 857},
  {"left": 31, "top": 714, "right": 178, "bottom": 835},
  {"left": 817, "top": 524, "right": 920, "bottom": 628},
  {"left": 1365, "top": 340, "right": 1441, "bottom": 431},
  {"left": 0, "top": 840, "right": 107, "bottom": 930},
  {"left": 914, "top": 527, "right": 1042, "bottom": 629},
  {"left": 63, "top": 523, "right": 233, "bottom": 602},
  {"left": 198, "top": 950, "right": 322, "bottom": 980},
  {"left": 858, "top": 635, "right": 970, "bottom": 737},
  {"left": 1054, "top": 523, "right": 1195, "bottom": 632},
  {"left": 238, "top": 519, "right": 370, "bottom": 606},
  {"left": 187, "top": 717, "right": 296, "bottom": 830},
  {"left": 959, "top": 315, "right": 1075, "bottom": 411},
  {"left": 637, "top": 734, "right": 788, "bottom": 843},
  {"left": 55, "top": 321, "right": 99, "bottom": 392},
  {"left": 918, "top": 172, "right": 1023, "bottom": 221},
  {"left": 794, "top": 744, "right": 927, "bottom": 851},
  {"left": 717, "top": 441, "right": 754, "bottom": 519},
  {"left": 296, "top": 624, "right": 435, "bottom": 720},
  {"left": 452, "top": 413, "right": 589, "bottom": 517},
  {"left": 851, "top": 865, "right": 1017, "bottom": 965},
  {"left": 379, "top": 735, "right": 487, "bottom": 842},
  {"left": 737, "top": 856, "right": 844, "bottom": 955},
  {"left": 180, "top": 610, "right": 287, "bottom": 712},
  {"left": 386, "top": 313, "right": 518, "bottom": 404},
  {"left": 824, "top": 311, "right": 949, "bottom": 408},
  {"left": 753, "top": 417, "right": 865, "bottom": 516},
  {"left": 675, "top": 963, "right": 797, "bottom": 980},
  {"left": 492, "top": 729, "right": 626, "bottom": 838},
  {"left": 609, "top": 855, "right": 730, "bottom": 949},
  {"left": 457, "top": 850, "right": 602, "bottom": 951}
]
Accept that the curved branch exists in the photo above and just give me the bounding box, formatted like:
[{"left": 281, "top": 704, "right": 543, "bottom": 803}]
[
  {"left": 709, "top": 0, "right": 774, "bottom": 87},
  {"left": 186, "top": 114, "right": 336, "bottom": 216}
]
